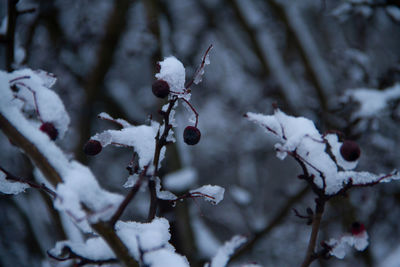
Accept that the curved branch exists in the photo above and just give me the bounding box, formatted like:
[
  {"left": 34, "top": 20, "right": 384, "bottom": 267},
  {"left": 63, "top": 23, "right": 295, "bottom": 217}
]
[{"left": 0, "top": 111, "right": 137, "bottom": 267}]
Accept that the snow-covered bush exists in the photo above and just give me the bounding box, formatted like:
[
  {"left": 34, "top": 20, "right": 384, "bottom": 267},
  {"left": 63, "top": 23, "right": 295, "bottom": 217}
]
[{"left": 0, "top": 46, "right": 249, "bottom": 267}]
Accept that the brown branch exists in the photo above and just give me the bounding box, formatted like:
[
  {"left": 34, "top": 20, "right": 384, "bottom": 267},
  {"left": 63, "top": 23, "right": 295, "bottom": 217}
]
[
  {"left": 0, "top": 166, "right": 57, "bottom": 198},
  {"left": 109, "top": 166, "right": 149, "bottom": 226},
  {"left": 0, "top": 105, "right": 137, "bottom": 267},
  {"left": 301, "top": 198, "right": 325, "bottom": 267},
  {"left": 0, "top": 113, "right": 63, "bottom": 187},
  {"left": 5, "top": 0, "right": 18, "bottom": 71},
  {"left": 91, "top": 222, "right": 139, "bottom": 267},
  {"left": 75, "top": 0, "right": 134, "bottom": 163}
]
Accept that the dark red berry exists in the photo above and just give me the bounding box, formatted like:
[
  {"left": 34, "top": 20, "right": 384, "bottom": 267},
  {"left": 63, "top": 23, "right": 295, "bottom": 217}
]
[
  {"left": 83, "top": 140, "right": 103, "bottom": 156},
  {"left": 152, "top": 80, "right": 170, "bottom": 98},
  {"left": 40, "top": 122, "right": 58, "bottom": 140},
  {"left": 340, "top": 140, "right": 361, "bottom": 162},
  {"left": 183, "top": 126, "right": 201, "bottom": 145},
  {"left": 351, "top": 222, "right": 365, "bottom": 235}
]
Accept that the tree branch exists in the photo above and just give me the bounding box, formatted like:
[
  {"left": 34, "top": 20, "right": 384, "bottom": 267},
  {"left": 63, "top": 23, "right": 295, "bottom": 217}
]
[
  {"left": 0, "top": 104, "right": 137, "bottom": 267},
  {"left": 301, "top": 198, "right": 325, "bottom": 267},
  {"left": 109, "top": 166, "right": 149, "bottom": 226}
]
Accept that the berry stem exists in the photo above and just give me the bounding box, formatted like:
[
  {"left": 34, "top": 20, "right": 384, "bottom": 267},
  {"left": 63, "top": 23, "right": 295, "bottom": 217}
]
[
  {"left": 9, "top": 75, "right": 30, "bottom": 83},
  {"left": 0, "top": 165, "right": 57, "bottom": 198},
  {"left": 180, "top": 97, "right": 199, "bottom": 127}
]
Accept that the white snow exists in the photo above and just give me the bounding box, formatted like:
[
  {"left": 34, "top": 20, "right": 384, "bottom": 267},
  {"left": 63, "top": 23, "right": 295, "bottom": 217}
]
[
  {"left": 155, "top": 56, "right": 186, "bottom": 93},
  {"left": 117, "top": 217, "right": 189, "bottom": 266},
  {"left": 123, "top": 174, "right": 140, "bottom": 188},
  {"left": 207, "top": 235, "right": 247, "bottom": 267},
  {"left": 92, "top": 120, "right": 163, "bottom": 170},
  {"left": 163, "top": 167, "right": 198, "bottom": 192},
  {"left": 50, "top": 217, "right": 189, "bottom": 266},
  {"left": 190, "top": 185, "right": 225, "bottom": 205},
  {"left": 246, "top": 109, "right": 400, "bottom": 195},
  {"left": 155, "top": 177, "right": 177, "bottom": 200},
  {"left": 98, "top": 111, "right": 131, "bottom": 128},
  {"left": 8, "top": 69, "right": 70, "bottom": 138},
  {"left": 143, "top": 249, "right": 189, "bottom": 267},
  {"left": 229, "top": 185, "right": 252, "bottom": 205},
  {"left": 343, "top": 83, "right": 400, "bottom": 120},
  {"left": 327, "top": 231, "right": 369, "bottom": 259},
  {"left": 54, "top": 161, "right": 123, "bottom": 232},
  {"left": 386, "top": 6, "right": 400, "bottom": 22},
  {"left": 50, "top": 237, "right": 115, "bottom": 261},
  {"left": 0, "top": 169, "right": 29, "bottom": 195}
]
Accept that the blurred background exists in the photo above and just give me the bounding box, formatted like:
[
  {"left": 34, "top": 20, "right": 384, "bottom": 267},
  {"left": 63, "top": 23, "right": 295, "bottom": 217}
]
[{"left": 1, "top": 0, "right": 400, "bottom": 266}]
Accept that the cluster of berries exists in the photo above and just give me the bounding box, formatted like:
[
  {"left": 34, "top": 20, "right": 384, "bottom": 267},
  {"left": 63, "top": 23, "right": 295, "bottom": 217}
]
[{"left": 152, "top": 79, "right": 201, "bottom": 146}]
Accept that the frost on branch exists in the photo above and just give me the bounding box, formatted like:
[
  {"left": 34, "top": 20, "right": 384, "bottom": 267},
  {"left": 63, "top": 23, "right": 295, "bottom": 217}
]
[
  {"left": 246, "top": 109, "right": 400, "bottom": 195},
  {"left": 325, "top": 226, "right": 369, "bottom": 259},
  {"left": 54, "top": 161, "right": 123, "bottom": 232},
  {"left": 0, "top": 70, "right": 123, "bottom": 231},
  {"left": 7, "top": 69, "right": 70, "bottom": 139},
  {"left": 192, "top": 45, "right": 213, "bottom": 85},
  {"left": 205, "top": 235, "right": 247, "bottom": 267},
  {"left": 50, "top": 217, "right": 189, "bottom": 267},
  {"left": 342, "top": 83, "right": 400, "bottom": 120},
  {"left": 0, "top": 168, "right": 29, "bottom": 195},
  {"left": 190, "top": 185, "right": 225, "bottom": 205},
  {"left": 91, "top": 112, "right": 165, "bottom": 171},
  {"left": 155, "top": 177, "right": 178, "bottom": 200}
]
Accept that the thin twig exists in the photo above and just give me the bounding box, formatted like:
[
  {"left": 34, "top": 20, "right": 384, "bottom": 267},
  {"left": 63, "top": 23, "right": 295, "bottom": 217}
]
[
  {"left": 301, "top": 198, "right": 325, "bottom": 267},
  {"left": 0, "top": 166, "right": 57, "bottom": 198},
  {"left": 47, "top": 248, "right": 118, "bottom": 265},
  {"left": 185, "top": 44, "right": 213, "bottom": 89},
  {"left": 109, "top": 165, "right": 149, "bottom": 226},
  {"left": 180, "top": 97, "right": 199, "bottom": 127},
  {"left": 5, "top": 0, "right": 18, "bottom": 71}
]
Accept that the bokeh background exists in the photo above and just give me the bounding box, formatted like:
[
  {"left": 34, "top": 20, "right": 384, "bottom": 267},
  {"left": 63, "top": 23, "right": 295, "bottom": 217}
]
[{"left": 1, "top": 0, "right": 400, "bottom": 266}]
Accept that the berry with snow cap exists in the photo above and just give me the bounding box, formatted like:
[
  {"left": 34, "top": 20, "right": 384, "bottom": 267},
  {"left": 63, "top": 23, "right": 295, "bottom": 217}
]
[
  {"left": 340, "top": 140, "right": 361, "bottom": 162},
  {"left": 83, "top": 140, "right": 103, "bottom": 156},
  {"left": 152, "top": 80, "right": 170, "bottom": 98},
  {"left": 183, "top": 126, "right": 201, "bottom": 145},
  {"left": 40, "top": 122, "right": 58, "bottom": 140}
]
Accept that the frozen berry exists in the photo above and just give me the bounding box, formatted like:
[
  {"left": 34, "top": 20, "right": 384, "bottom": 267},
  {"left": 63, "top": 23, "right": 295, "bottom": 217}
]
[
  {"left": 183, "top": 126, "right": 201, "bottom": 145},
  {"left": 340, "top": 140, "right": 360, "bottom": 162},
  {"left": 152, "top": 80, "right": 170, "bottom": 98},
  {"left": 351, "top": 222, "right": 365, "bottom": 235},
  {"left": 40, "top": 122, "right": 58, "bottom": 140},
  {"left": 83, "top": 140, "right": 103, "bottom": 156}
]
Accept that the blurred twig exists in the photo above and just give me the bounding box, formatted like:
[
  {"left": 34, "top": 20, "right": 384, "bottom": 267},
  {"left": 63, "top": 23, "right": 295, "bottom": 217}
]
[
  {"left": 75, "top": 0, "right": 134, "bottom": 163},
  {"left": 230, "top": 186, "right": 309, "bottom": 261}
]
